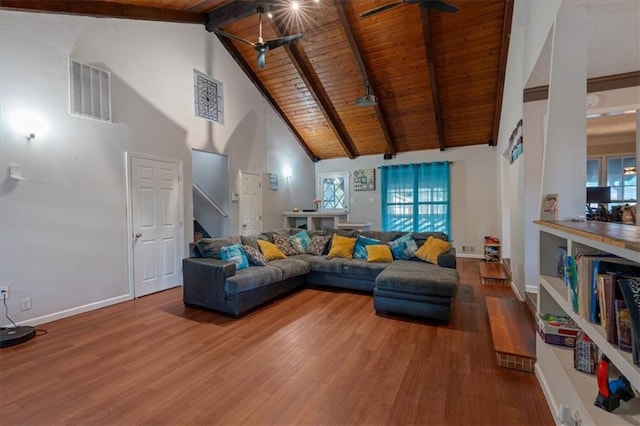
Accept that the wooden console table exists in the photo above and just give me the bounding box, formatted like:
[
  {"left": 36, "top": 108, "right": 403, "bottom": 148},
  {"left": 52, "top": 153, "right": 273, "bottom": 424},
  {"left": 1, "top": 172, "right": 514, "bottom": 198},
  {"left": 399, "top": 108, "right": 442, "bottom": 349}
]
[{"left": 283, "top": 211, "right": 349, "bottom": 231}]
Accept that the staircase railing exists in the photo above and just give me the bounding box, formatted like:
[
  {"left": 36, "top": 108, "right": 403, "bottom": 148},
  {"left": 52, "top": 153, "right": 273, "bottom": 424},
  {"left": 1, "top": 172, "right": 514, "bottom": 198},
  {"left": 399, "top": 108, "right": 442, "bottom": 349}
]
[{"left": 193, "top": 182, "right": 228, "bottom": 218}]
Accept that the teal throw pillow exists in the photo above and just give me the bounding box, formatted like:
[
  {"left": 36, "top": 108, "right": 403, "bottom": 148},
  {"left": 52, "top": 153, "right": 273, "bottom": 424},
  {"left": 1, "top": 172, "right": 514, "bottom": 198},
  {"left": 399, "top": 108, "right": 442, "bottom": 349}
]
[
  {"left": 289, "top": 230, "right": 312, "bottom": 254},
  {"left": 220, "top": 243, "right": 249, "bottom": 270},
  {"left": 388, "top": 233, "right": 418, "bottom": 260},
  {"left": 353, "top": 233, "right": 381, "bottom": 259}
]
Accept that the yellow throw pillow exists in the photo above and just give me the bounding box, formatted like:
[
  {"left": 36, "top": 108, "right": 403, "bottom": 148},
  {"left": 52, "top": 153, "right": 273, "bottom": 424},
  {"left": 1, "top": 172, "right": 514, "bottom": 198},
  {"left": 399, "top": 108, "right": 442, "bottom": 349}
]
[
  {"left": 415, "top": 236, "right": 452, "bottom": 264},
  {"left": 256, "top": 239, "right": 287, "bottom": 260},
  {"left": 327, "top": 234, "right": 357, "bottom": 259},
  {"left": 366, "top": 245, "right": 393, "bottom": 263}
]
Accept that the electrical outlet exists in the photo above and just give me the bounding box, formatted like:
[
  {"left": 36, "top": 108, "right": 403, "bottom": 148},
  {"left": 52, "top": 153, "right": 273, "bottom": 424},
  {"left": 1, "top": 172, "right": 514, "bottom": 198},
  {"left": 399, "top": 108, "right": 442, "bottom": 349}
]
[
  {"left": 0, "top": 286, "right": 9, "bottom": 299},
  {"left": 21, "top": 298, "right": 31, "bottom": 311}
]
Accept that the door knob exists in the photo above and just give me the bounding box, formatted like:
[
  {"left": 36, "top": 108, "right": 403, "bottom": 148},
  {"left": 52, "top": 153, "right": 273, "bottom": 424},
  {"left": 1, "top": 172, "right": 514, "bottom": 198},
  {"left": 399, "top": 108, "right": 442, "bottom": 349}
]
[
  {"left": 135, "top": 232, "right": 142, "bottom": 238},
  {"left": 242, "top": 224, "right": 248, "bottom": 228}
]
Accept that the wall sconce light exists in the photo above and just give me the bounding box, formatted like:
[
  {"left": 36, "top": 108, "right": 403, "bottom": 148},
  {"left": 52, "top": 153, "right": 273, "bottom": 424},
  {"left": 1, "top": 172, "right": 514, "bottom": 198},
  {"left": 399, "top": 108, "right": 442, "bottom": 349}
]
[
  {"left": 623, "top": 166, "right": 636, "bottom": 175},
  {"left": 11, "top": 110, "right": 48, "bottom": 140},
  {"left": 283, "top": 165, "right": 292, "bottom": 180}
]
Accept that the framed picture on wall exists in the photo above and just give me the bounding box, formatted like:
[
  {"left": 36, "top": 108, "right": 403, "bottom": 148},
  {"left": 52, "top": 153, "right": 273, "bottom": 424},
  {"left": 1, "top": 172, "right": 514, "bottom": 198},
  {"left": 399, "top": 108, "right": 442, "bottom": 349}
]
[{"left": 353, "top": 169, "right": 375, "bottom": 191}]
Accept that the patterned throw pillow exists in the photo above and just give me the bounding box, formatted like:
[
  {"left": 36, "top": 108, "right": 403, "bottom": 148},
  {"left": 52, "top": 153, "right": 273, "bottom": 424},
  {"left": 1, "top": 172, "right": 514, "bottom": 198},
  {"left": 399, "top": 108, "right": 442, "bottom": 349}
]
[
  {"left": 272, "top": 234, "right": 298, "bottom": 256},
  {"left": 415, "top": 236, "right": 452, "bottom": 264},
  {"left": 257, "top": 239, "right": 287, "bottom": 260},
  {"left": 305, "top": 235, "right": 331, "bottom": 256},
  {"left": 327, "top": 234, "right": 357, "bottom": 259},
  {"left": 220, "top": 243, "right": 249, "bottom": 270},
  {"left": 353, "top": 233, "right": 381, "bottom": 259},
  {"left": 388, "top": 233, "right": 418, "bottom": 260},
  {"left": 289, "top": 230, "right": 312, "bottom": 254},
  {"left": 243, "top": 245, "right": 268, "bottom": 266}
]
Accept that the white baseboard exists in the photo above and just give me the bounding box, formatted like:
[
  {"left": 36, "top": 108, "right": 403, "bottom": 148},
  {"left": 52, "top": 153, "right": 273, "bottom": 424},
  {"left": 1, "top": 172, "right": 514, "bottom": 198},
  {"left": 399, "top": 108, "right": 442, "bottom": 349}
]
[
  {"left": 456, "top": 253, "right": 484, "bottom": 259},
  {"left": 534, "top": 363, "right": 559, "bottom": 424},
  {"left": 511, "top": 281, "right": 525, "bottom": 301},
  {"left": 16, "top": 294, "right": 133, "bottom": 327},
  {"left": 525, "top": 284, "right": 538, "bottom": 294}
]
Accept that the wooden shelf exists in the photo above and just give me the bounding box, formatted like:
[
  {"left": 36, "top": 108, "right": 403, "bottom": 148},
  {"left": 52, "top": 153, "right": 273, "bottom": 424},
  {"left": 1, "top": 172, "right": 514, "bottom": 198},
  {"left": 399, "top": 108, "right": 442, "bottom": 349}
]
[
  {"left": 536, "top": 221, "right": 640, "bottom": 424},
  {"left": 484, "top": 240, "right": 501, "bottom": 262}
]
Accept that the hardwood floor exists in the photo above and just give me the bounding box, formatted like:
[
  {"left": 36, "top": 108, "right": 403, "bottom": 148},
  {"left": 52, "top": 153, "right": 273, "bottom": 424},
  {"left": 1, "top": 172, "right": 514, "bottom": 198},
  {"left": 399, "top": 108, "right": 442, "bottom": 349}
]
[{"left": 0, "top": 259, "right": 553, "bottom": 425}]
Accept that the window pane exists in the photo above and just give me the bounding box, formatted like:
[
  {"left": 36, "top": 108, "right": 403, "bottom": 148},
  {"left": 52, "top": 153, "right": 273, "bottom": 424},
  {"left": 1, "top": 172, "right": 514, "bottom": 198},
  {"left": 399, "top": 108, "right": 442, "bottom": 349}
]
[
  {"left": 322, "top": 177, "right": 346, "bottom": 209},
  {"left": 608, "top": 156, "right": 636, "bottom": 201},
  {"left": 586, "top": 159, "right": 599, "bottom": 187}
]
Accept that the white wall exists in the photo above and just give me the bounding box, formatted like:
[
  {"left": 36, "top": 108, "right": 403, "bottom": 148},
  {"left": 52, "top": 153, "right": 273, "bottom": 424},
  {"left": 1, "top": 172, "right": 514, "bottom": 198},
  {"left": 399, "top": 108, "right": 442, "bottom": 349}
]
[
  {"left": 498, "top": 0, "right": 562, "bottom": 298},
  {"left": 0, "top": 11, "right": 314, "bottom": 326},
  {"left": 315, "top": 145, "right": 499, "bottom": 256},
  {"left": 262, "top": 107, "right": 316, "bottom": 231}
]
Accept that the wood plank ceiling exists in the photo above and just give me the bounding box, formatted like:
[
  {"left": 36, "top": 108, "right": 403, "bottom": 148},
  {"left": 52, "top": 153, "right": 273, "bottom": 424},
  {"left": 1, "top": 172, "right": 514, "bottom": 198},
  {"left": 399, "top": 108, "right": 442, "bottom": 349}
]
[{"left": 0, "top": 0, "right": 512, "bottom": 161}]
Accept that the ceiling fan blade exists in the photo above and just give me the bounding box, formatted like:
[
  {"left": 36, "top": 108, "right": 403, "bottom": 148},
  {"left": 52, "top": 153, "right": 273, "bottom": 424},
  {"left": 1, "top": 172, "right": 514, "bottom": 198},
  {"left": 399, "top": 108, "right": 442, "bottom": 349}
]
[
  {"left": 360, "top": 2, "right": 403, "bottom": 18},
  {"left": 265, "top": 33, "right": 302, "bottom": 50},
  {"left": 213, "top": 29, "right": 256, "bottom": 47},
  {"left": 420, "top": 0, "right": 458, "bottom": 13},
  {"left": 257, "top": 50, "right": 266, "bottom": 69}
]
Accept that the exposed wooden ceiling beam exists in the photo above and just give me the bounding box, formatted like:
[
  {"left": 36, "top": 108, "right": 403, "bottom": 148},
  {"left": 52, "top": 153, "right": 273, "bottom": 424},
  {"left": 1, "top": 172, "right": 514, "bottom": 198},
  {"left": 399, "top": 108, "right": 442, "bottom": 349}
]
[
  {"left": 334, "top": 0, "right": 396, "bottom": 156},
  {"left": 492, "top": 0, "right": 514, "bottom": 147},
  {"left": 0, "top": 0, "right": 206, "bottom": 23},
  {"left": 524, "top": 71, "right": 640, "bottom": 103},
  {"left": 215, "top": 34, "right": 319, "bottom": 163},
  {"left": 205, "top": 0, "right": 275, "bottom": 31},
  {"left": 271, "top": 17, "right": 358, "bottom": 159},
  {"left": 420, "top": 8, "right": 446, "bottom": 151}
]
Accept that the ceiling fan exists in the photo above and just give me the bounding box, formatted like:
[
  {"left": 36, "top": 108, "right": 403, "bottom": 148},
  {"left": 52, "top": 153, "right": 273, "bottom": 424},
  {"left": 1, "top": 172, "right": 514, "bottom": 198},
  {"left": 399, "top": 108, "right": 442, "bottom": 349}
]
[
  {"left": 214, "top": 6, "right": 302, "bottom": 69},
  {"left": 361, "top": 0, "right": 458, "bottom": 18}
]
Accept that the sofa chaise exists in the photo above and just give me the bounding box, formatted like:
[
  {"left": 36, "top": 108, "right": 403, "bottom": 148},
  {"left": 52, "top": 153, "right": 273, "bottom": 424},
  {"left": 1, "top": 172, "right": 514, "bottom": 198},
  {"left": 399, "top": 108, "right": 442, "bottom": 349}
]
[{"left": 182, "top": 229, "right": 459, "bottom": 322}]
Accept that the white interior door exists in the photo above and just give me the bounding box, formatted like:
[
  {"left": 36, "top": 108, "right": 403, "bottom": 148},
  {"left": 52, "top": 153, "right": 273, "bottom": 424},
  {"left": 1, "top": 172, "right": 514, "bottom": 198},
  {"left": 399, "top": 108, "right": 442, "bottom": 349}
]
[
  {"left": 130, "top": 156, "right": 182, "bottom": 297},
  {"left": 239, "top": 171, "right": 262, "bottom": 236}
]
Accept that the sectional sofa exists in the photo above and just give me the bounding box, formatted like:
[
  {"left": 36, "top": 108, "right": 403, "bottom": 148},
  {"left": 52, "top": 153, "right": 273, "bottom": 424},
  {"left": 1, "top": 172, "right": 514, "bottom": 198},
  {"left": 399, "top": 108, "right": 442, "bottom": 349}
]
[{"left": 182, "top": 229, "right": 459, "bottom": 322}]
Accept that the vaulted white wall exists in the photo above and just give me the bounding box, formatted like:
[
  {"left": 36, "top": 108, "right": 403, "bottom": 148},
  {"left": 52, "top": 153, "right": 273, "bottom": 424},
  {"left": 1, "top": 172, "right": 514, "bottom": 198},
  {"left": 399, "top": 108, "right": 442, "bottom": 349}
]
[{"left": 0, "top": 11, "right": 314, "bottom": 326}]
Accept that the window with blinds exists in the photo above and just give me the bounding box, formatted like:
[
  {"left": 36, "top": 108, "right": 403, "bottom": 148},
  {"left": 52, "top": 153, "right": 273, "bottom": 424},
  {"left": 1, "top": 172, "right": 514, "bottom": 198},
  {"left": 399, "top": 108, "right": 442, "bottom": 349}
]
[{"left": 380, "top": 162, "right": 451, "bottom": 236}]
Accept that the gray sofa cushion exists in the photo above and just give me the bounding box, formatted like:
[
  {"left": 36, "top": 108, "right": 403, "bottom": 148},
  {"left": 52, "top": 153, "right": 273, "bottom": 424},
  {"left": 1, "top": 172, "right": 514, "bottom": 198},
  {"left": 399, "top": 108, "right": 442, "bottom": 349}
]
[
  {"left": 225, "top": 265, "right": 283, "bottom": 295},
  {"left": 376, "top": 260, "right": 458, "bottom": 298},
  {"left": 343, "top": 259, "right": 390, "bottom": 278},
  {"left": 196, "top": 236, "right": 242, "bottom": 259},
  {"left": 240, "top": 235, "right": 269, "bottom": 251},
  {"left": 304, "top": 256, "right": 348, "bottom": 274},
  {"left": 412, "top": 232, "right": 449, "bottom": 248},
  {"left": 359, "top": 230, "right": 399, "bottom": 244},
  {"left": 266, "top": 258, "right": 312, "bottom": 280}
]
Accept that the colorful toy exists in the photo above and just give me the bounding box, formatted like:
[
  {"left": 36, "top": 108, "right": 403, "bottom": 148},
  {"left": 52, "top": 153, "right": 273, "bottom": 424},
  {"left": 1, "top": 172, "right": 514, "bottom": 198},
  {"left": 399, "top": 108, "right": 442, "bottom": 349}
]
[{"left": 594, "top": 355, "right": 635, "bottom": 412}]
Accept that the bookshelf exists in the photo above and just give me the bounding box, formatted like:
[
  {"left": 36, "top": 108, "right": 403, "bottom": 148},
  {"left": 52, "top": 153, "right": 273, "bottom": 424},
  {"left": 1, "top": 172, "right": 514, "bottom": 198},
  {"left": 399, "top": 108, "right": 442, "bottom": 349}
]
[
  {"left": 484, "top": 237, "right": 501, "bottom": 262},
  {"left": 535, "top": 220, "right": 640, "bottom": 425}
]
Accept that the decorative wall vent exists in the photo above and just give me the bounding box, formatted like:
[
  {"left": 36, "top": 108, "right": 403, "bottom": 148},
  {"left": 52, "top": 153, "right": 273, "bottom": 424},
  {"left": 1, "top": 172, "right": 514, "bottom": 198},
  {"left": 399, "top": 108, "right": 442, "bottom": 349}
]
[
  {"left": 194, "top": 70, "right": 224, "bottom": 124},
  {"left": 69, "top": 58, "right": 111, "bottom": 122}
]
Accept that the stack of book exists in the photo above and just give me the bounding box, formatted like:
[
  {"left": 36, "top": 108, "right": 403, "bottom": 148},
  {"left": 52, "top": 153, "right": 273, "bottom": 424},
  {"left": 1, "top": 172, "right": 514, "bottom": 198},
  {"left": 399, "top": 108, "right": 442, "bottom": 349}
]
[{"left": 563, "top": 253, "right": 640, "bottom": 364}]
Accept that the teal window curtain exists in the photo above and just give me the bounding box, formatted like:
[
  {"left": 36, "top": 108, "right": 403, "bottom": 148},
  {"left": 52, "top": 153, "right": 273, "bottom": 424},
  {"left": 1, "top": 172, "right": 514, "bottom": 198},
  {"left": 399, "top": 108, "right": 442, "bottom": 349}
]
[{"left": 381, "top": 162, "right": 450, "bottom": 236}]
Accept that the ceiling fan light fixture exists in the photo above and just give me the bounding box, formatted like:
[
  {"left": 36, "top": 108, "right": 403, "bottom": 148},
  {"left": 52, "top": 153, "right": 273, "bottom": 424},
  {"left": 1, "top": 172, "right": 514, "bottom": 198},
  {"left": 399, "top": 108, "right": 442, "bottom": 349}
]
[{"left": 356, "top": 83, "right": 378, "bottom": 107}]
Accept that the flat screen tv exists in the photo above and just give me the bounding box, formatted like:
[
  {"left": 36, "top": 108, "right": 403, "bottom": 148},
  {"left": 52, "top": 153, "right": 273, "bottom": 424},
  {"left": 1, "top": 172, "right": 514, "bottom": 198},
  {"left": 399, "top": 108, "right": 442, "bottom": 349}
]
[{"left": 586, "top": 186, "right": 611, "bottom": 204}]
